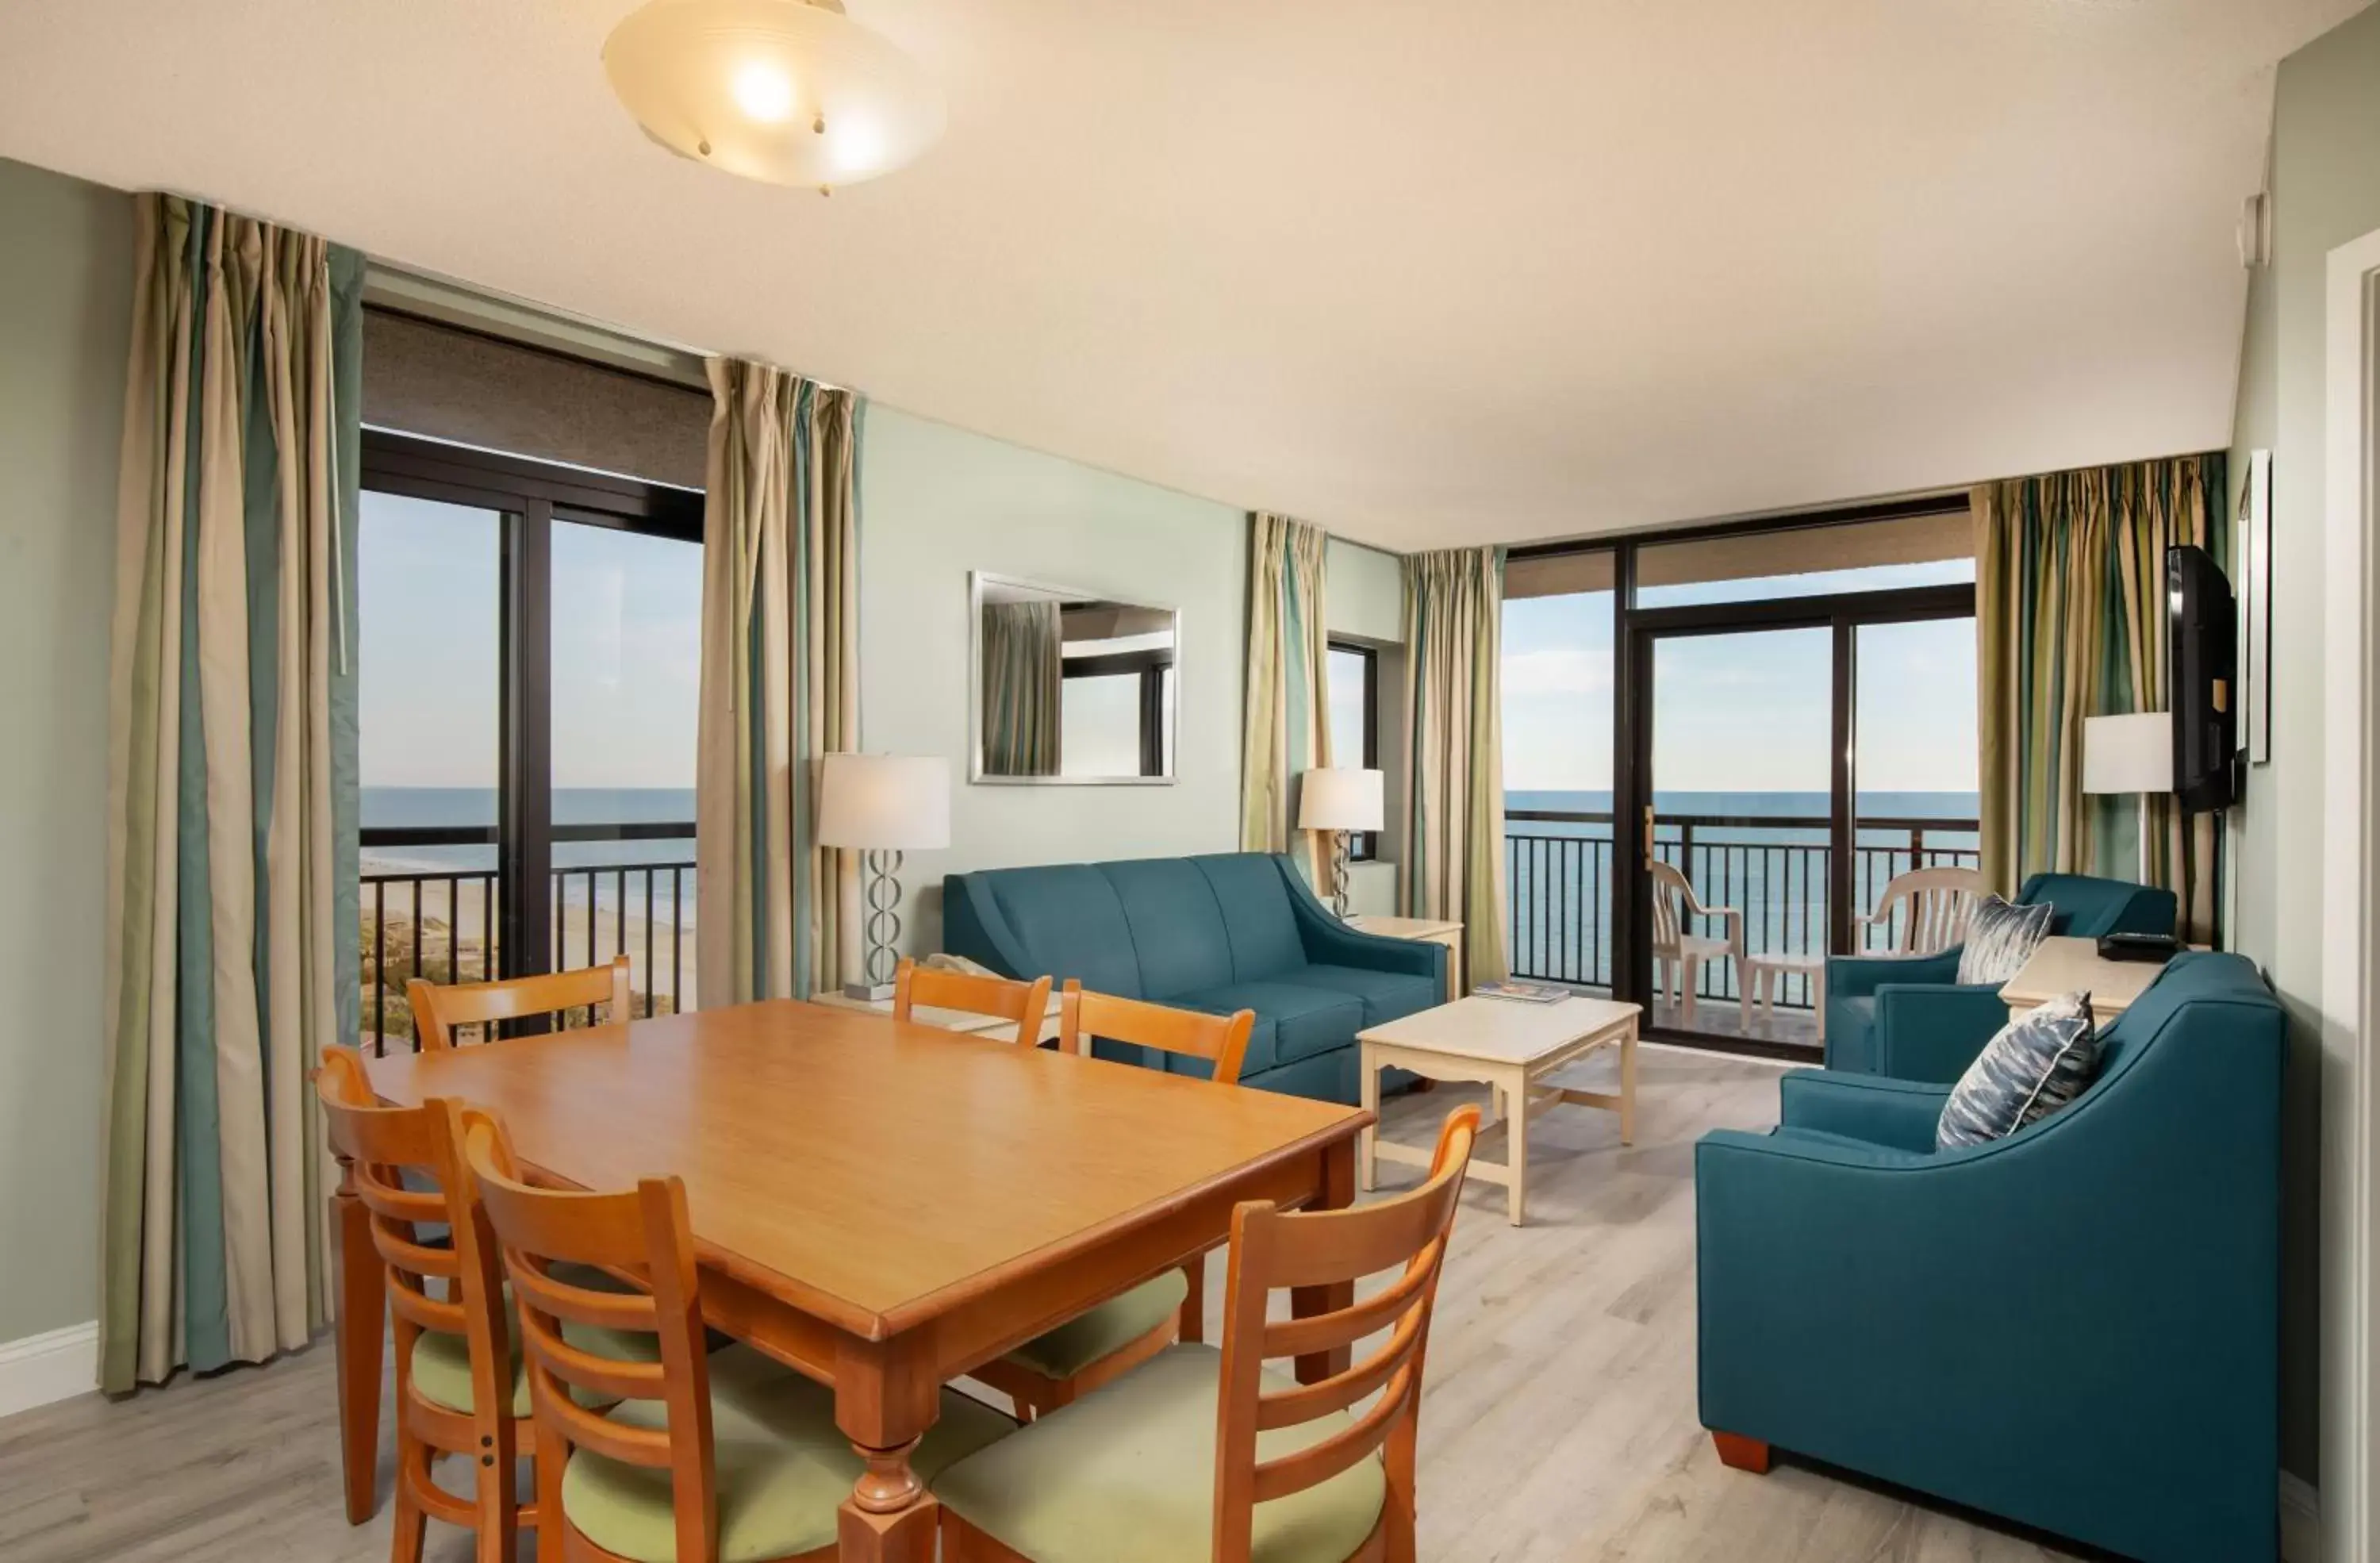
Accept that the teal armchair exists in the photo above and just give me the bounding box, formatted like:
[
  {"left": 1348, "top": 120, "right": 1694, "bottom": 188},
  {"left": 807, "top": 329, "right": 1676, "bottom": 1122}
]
[
  {"left": 1697, "top": 953, "right": 2284, "bottom": 1562},
  {"left": 1825, "top": 871, "right": 2178, "bottom": 1083}
]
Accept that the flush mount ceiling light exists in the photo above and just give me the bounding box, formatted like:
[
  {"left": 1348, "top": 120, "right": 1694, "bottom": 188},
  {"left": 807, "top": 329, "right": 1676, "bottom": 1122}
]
[{"left": 604, "top": 0, "right": 943, "bottom": 193}]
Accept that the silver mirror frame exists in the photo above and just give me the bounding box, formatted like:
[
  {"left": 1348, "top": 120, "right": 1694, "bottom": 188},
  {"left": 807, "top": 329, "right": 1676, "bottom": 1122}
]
[{"left": 967, "top": 570, "right": 1180, "bottom": 786}]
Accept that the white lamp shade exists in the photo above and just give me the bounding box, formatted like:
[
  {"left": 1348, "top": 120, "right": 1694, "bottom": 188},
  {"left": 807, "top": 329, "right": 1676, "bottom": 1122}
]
[
  {"left": 1297, "top": 768, "right": 1385, "bottom": 832},
  {"left": 603, "top": 0, "right": 946, "bottom": 190},
  {"left": 816, "top": 754, "right": 950, "bottom": 850},
  {"left": 2081, "top": 712, "right": 2175, "bottom": 796}
]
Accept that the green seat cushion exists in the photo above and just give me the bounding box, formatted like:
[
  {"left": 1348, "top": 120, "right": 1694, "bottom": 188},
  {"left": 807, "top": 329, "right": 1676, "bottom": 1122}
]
[
  {"left": 933, "top": 1343, "right": 1385, "bottom": 1563},
  {"left": 1004, "top": 1270, "right": 1189, "bottom": 1380},
  {"left": 408, "top": 1323, "right": 531, "bottom": 1416},
  {"left": 562, "top": 1352, "right": 1015, "bottom": 1563}
]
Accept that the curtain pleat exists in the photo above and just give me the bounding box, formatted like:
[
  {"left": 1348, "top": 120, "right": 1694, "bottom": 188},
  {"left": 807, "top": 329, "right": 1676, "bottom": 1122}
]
[
  {"left": 1975, "top": 455, "right": 2225, "bottom": 942},
  {"left": 981, "top": 601, "right": 1063, "bottom": 775},
  {"left": 1398, "top": 547, "right": 1509, "bottom": 987},
  {"left": 99, "top": 196, "right": 361, "bottom": 1394},
  {"left": 1239, "top": 513, "right": 1334, "bottom": 886},
  {"left": 697, "top": 361, "right": 862, "bottom": 1006}
]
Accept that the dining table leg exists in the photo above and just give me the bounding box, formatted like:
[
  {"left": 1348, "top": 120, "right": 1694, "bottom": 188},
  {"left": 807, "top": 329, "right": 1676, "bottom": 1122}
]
[
  {"left": 1290, "top": 1136, "right": 1358, "bottom": 1384},
  {"left": 835, "top": 1339, "right": 940, "bottom": 1562},
  {"left": 332, "top": 1169, "right": 384, "bottom": 1525}
]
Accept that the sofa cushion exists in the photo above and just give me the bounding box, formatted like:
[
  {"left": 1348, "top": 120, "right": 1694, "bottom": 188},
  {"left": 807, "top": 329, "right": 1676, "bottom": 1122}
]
[
  {"left": 1188, "top": 854, "right": 1308, "bottom": 980},
  {"left": 1954, "top": 895, "right": 2053, "bottom": 985},
  {"left": 1100, "top": 858, "right": 1234, "bottom": 999},
  {"left": 1173, "top": 981, "right": 1364, "bottom": 1066},
  {"left": 984, "top": 866, "right": 1145, "bottom": 998},
  {"left": 1283, "top": 964, "right": 1438, "bottom": 1027}
]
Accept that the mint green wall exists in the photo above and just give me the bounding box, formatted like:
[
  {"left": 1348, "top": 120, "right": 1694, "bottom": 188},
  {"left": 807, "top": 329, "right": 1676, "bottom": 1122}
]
[
  {"left": 2224, "top": 0, "right": 2380, "bottom": 1488},
  {"left": 0, "top": 158, "right": 129, "bottom": 1343}
]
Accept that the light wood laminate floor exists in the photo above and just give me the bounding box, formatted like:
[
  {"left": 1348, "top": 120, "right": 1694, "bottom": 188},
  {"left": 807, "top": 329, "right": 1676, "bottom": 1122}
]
[{"left": 0, "top": 1045, "right": 2083, "bottom": 1562}]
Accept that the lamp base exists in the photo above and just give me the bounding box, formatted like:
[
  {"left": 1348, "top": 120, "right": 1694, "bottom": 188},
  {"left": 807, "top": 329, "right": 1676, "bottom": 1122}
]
[{"left": 843, "top": 979, "right": 896, "bottom": 1003}]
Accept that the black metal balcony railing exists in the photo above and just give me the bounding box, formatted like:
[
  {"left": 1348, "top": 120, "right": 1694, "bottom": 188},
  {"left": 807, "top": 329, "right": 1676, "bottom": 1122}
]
[
  {"left": 359, "top": 823, "right": 696, "bottom": 1054},
  {"left": 1503, "top": 809, "right": 1983, "bottom": 1011}
]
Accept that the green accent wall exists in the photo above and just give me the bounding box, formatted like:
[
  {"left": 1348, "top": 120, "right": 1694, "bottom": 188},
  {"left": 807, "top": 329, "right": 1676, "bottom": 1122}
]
[
  {"left": 0, "top": 157, "right": 131, "bottom": 1344},
  {"left": 2224, "top": 0, "right": 2380, "bottom": 1489}
]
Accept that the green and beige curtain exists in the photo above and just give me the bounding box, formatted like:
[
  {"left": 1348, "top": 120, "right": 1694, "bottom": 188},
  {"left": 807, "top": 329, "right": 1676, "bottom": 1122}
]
[
  {"left": 1399, "top": 547, "right": 1509, "bottom": 987},
  {"left": 696, "top": 361, "right": 862, "bottom": 1004},
  {"left": 1975, "top": 454, "right": 2225, "bottom": 942},
  {"left": 100, "top": 197, "right": 364, "bottom": 1392},
  {"left": 1239, "top": 513, "right": 1333, "bottom": 886},
  {"left": 981, "top": 601, "right": 1062, "bottom": 776}
]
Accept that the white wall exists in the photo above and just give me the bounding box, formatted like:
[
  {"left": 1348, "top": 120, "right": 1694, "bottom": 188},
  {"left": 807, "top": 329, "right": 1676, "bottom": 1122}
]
[{"left": 0, "top": 157, "right": 129, "bottom": 1344}]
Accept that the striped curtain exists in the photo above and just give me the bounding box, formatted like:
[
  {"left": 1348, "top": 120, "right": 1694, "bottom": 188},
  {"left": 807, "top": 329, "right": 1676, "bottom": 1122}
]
[
  {"left": 99, "top": 196, "right": 364, "bottom": 1393},
  {"left": 1239, "top": 513, "right": 1334, "bottom": 886},
  {"left": 1399, "top": 547, "right": 1510, "bottom": 987},
  {"left": 1975, "top": 455, "right": 2226, "bottom": 942},
  {"left": 696, "top": 361, "right": 862, "bottom": 1004},
  {"left": 981, "top": 601, "right": 1062, "bottom": 775}
]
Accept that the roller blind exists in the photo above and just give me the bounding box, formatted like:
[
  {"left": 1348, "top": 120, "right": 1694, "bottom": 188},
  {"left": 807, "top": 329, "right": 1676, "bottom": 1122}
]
[{"left": 361, "top": 308, "right": 710, "bottom": 490}]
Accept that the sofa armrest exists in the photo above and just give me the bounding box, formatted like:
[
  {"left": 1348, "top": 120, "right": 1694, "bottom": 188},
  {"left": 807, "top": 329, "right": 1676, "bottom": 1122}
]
[
  {"left": 939, "top": 873, "right": 1037, "bottom": 980},
  {"left": 1276, "top": 858, "right": 1446, "bottom": 984},
  {"left": 1826, "top": 946, "right": 1960, "bottom": 1002},
  {"left": 1872, "top": 982, "right": 2008, "bottom": 1083},
  {"left": 1776, "top": 1070, "right": 1948, "bottom": 1154}
]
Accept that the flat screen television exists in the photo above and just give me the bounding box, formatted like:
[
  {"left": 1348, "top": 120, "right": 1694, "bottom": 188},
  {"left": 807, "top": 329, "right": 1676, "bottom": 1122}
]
[{"left": 2167, "top": 543, "right": 2236, "bottom": 812}]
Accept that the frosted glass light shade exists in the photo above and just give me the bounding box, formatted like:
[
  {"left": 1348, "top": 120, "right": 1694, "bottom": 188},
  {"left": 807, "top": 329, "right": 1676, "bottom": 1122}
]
[
  {"left": 1298, "top": 768, "right": 1385, "bottom": 832},
  {"left": 816, "top": 754, "right": 950, "bottom": 850},
  {"left": 604, "top": 0, "right": 945, "bottom": 190},
  {"left": 2081, "top": 712, "right": 2174, "bottom": 796}
]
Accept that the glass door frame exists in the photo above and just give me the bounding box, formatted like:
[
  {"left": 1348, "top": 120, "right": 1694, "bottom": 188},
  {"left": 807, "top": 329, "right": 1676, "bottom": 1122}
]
[
  {"left": 1611, "top": 574, "right": 1976, "bottom": 1052},
  {"left": 359, "top": 430, "right": 701, "bottom": 998}
]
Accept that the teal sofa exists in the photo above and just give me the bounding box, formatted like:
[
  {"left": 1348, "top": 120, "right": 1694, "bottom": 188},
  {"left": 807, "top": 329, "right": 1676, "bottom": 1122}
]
[
  {"left": 1824, "top": 871, "right": 2178, "bottom": 1083},
  {"left": 1697, "top": 953, "right": 2283, "bottom": 1562},
  {"left": 940, "top": 852, "right": 1445, "bottom": 1103}
]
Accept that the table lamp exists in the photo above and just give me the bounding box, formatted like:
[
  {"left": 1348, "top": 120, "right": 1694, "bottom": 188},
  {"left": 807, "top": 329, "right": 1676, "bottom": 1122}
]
[
  {"left": 816, "top": 754, "right": 951, "bottom": 1000},
  {"left": 1297, "top": 767, "right": 1384, "bottom": 918},
  {"left": 2081, "top": 711, "right": 2173, "bottom": 880}
]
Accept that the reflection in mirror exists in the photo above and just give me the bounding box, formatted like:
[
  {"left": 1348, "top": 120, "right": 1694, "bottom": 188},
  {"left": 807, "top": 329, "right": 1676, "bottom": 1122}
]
[{"left": 973, "top": 574, "right": 1177, "bottom": 784}]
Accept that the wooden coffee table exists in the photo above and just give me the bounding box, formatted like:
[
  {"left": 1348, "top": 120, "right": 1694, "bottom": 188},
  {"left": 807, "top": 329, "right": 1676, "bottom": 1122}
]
[{"left": 1357, "top": 994, "right": 1640, "bottom": 1226}]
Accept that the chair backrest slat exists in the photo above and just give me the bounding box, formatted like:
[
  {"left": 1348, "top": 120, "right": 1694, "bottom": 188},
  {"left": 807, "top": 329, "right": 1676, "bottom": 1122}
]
[
  {"left": 1058, "top": 980, "right": 1257, "bottom": 1083},
  {"left": 1868, "top": 866, "right": 1983, "bottom": 955},
  {"left": 409, "top": 955, "right": 633, "bottom": 1050},
  {"left": 1649, "top": 860, "right": 1686, "bottom": 947},
  {"left": 893, "top": 958, "right": 1053, "bottom": 1039},
  {"left": 1210, "top": 1106, "right": 1479, "bottom": 1562}
]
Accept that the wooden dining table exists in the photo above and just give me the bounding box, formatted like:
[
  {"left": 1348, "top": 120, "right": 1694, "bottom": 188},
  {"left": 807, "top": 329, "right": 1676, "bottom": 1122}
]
[{"left": 337, "top": 999, "right": 1371, "bottom": 1561}]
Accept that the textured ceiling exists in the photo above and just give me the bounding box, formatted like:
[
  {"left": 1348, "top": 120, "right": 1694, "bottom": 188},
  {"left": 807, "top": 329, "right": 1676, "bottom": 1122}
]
[{"left": 0, "top": 1, "right": 2364, "bottom": 551}]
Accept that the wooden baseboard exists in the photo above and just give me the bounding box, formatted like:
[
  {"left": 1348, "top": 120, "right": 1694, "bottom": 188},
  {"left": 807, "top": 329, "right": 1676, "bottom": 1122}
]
[{"left": 0, "top": 1321, "right": 98, "bottom": 1420}]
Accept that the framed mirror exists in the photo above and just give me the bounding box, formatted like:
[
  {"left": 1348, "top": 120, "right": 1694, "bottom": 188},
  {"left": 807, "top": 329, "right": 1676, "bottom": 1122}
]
[{"left": 969, "top": 572, "right": 1178, "bottom": 785}]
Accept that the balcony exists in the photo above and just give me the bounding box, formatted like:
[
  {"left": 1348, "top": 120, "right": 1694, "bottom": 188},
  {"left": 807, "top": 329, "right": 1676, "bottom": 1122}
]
[
  {"left": 1504, "top": 808, "right": 1981, "bottom": 1046},
  {"left": 359, "top": 822, "right": 696, "bottom": 1053}
]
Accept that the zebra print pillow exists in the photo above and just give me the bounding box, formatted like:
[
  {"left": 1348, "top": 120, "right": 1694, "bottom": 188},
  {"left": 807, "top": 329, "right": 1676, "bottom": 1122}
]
[
  {"left": 1954, "top": 893, "right": 2055, "bottom": 985},
  {"left": 1937, "top": 991, "right": 2101, "bottom": 1150}
]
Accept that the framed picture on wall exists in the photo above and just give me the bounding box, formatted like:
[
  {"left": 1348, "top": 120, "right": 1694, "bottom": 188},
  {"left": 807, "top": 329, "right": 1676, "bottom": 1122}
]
[{"left": 2238, "top": 447, "right": 2272, "bottom": 766}]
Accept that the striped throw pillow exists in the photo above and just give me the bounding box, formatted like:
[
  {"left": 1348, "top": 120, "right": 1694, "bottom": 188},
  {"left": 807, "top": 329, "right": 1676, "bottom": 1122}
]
[
  {"left": 1954, "top": 894, "right": 2055, "bottom": 985},
  {"left": 1936, "top": 991, "right": 2100, "bottom": 1150}
]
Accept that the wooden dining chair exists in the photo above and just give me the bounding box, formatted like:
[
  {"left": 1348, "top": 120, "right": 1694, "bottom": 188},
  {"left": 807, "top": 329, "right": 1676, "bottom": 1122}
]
[
  {"left": 933, "top": 1104, "right": 1483, "bottom": 1563},
  {"left": 1854, "top": 865, "right": 1984, "bottom": 955},
  {"left": 407, "top": 954, "right": 632, "bottom": 1050},
  {"left": 455, "top": 1104, "right": 1014, "bottom": 1563},
  {"left": 968, "top": 982, "right": 1259, "bottom": 1421},
  {"left": 316, "top": 1045, "right": 537, "bottom": 1563},
  {"left": 892, "top": 956, "right": 1054, "bottom": 1044}
]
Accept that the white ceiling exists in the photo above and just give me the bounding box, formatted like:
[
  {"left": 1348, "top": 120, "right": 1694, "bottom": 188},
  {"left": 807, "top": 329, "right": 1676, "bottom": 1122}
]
[{"left": 0, "top": 1, "right": 2363, "bottom": 551}]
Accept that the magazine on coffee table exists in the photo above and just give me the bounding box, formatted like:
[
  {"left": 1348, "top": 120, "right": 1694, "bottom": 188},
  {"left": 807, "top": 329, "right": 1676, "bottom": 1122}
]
[{"left": 1471, "top": 978, "right": 1571, "bottom": 1004}]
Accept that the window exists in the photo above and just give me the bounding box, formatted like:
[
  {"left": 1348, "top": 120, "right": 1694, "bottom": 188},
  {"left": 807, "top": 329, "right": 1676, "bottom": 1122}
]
[
  {"left": 1061, "top": 628, "right": 1174, "bottom": 778},
  {"left": 1633, "top": 509, "right": 1974, "bottom": 609},
  {"left": 357, "top": 432, "right": 701, "bottom": 1050},
  {"left": 1326, "top": 641, "right": 1380, "bottom": 859}
]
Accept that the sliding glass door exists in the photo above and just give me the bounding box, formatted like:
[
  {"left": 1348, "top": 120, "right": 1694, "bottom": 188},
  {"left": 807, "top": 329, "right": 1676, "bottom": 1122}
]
[{"left": 356, "top": 432, "right": 701, "bottom": 1050}]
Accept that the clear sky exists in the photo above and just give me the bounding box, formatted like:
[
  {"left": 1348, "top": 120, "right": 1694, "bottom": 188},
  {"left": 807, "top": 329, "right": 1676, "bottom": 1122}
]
[
  {"left": 359, "top": 491, "right": 701, "bottom": 793},
  {"left": 362, "top": 495, "right": 1974, "bottom": 803},
  {"left": 1501, "top": 562, "right": 1980, "bottom": 797}
]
